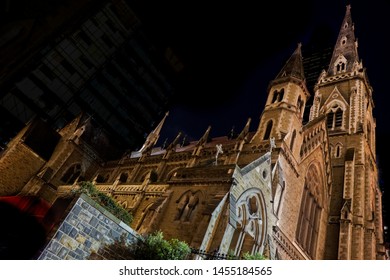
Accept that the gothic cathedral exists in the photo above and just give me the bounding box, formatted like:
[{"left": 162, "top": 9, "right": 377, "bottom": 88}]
[{"left": 0, "top": 5, "right": 386, "bottom": 259}]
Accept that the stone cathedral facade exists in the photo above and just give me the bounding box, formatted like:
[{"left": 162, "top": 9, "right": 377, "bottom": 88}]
[{"left": 0, "top": 5, "right": 386, "bottom": 259}]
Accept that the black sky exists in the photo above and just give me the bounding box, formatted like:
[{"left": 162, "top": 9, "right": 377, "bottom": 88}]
[
  {"left": 131, "top": 1, "right": 388, "bottom": 139},
  {"left": 130, "top": 0, "right": 390, "bottom": 230}
]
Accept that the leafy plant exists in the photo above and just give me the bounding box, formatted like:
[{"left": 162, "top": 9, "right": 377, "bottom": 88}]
[
  {"left": 241, "top": 251, "right": 268, "bottom": 260},
  {"left": 91, "top": 230, "right": 191, "bottom": 260},
  {"left": 131, "top": 230, "right": 191, "bottom": 260},
  {"left": 226, "top": 249, "right": 238, "bottom": 260},
  {"left": 74, "top": 181, "right": 133, "bottom": 225}
]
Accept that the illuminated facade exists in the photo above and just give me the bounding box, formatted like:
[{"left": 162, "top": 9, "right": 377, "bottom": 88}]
[{"left": 0, "top": 5, "right": 386, "bottom": 259}]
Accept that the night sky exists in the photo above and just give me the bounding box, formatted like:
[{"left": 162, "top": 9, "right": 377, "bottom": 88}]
[{"left": 131, "top": 0, "right": 390, "bottom": 231}]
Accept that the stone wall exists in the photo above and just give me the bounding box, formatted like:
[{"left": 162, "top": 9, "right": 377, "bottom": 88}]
[
  {"left": 38, "top": 193, "right": 140, "bottom": 260},
  {"left": 0, "top": 141, "right": 46, "bottom": 196}
]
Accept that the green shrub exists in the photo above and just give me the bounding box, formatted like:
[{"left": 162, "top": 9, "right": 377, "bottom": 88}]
[
  {"left": 242, "top": 251, "right": 268, "bottom": 260},
  {"left": 75, "top": 181, "right": 133, "bottom": 225},
  {"left": 131, "top": 230, "right": 191, "bottom": 260}
]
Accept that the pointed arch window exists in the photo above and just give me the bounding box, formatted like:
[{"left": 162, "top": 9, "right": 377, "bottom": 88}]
[
  {"left": 335, "top": 109, "right": 343, "bottom": 127},
  {"left": 336, "top": 146, "right": 341, "bottom": 158},
  {"left": 334, "top": 55, "right": 347, "bottom": 74},
  {"left": 297, "top": 96, "right": 304, "bottom": 114},
  {"left": 336, "top": 62, "right": 346, "bottom": 72},
  {"left": 271, "top": 89, "right": 284, "bottom": 104},
  {"left": 326, "top": 113, "right": 334, "bottom": 128},
  {"left": 263, "top": 120, "right": 273, "bottom": 140},
  {"left": 278, "top": 89, "right": 284, "bottom": 102},
  {"left": 335, "top": 144, "right": 342, "bottom": 158},
  {"left": 119, "top": 172, "right": 128, "bottom": 183},
  {"left": 175, "top": 192, "right": 199, "bottom": 222},
  {"left": 327, "top": 106, "right": 344, "bottom": 130},
  {"left": 96, "top": 174, "right": 109, "bottom": 183},
  {"left": 271, "top": 90, "right": 278, "bottom": 103},
  {"left": 232, "top": 191, "right": 266, "bottom": 257},
  {"left": 297, "top": 96, "right": 302, "bottom": 107},
  {"left": 296, "top": 164, "right": 323, "bottom": 259}
]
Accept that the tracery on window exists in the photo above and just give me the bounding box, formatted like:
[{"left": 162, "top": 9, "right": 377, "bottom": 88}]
[
  {"left": 271, "top": 89, "right": 285, "bottom": 103},
  {"left": 336, "top": 62, "right": 346, "bottom": 72},
  {"left": 296, "top": 164, "right": 323, "bottom": 259},
  {"left": 334, "top": 55, "right": 347, "bottom": 74},
  {"left": 175, "top": 191, "right": 200, "bottom": 222},
  {"left": 326, "top": 105, "right": 344, "bottom": 130},
  {"left": 233, "top": 190, "right": 266, "bottom": 257}
]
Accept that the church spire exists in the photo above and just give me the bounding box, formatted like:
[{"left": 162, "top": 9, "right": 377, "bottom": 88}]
[
  {"left": 138, "top": 111, "right": 169, "bottom": 154},
  {"left": 251, "top": 42, "right": 309, "bottom": 145},
  {"left": 274, "top": 43, "right": 305, "bottom": 82},
  {"left": 326, "top": 4, "right": 360, "bottom": 76}
]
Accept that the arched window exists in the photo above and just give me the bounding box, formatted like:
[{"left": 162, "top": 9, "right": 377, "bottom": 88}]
[
  {"left": 263, "top": 120, "right": 273, "bottom": 140},
  {"left": 336, "top": 146, "right": 341, "bottom": 157},
  {"left": 175, "top": 192, "right": 200, "bottom": 222},
  {"left": 297, "top": 96, "right": 304, "bottom": 114},
  {"left": 336, "top": 62, "right": 346, "bottom": 72},
  {"left": 335, "top": 144, "right": 342, "bottom": 158},
  {"left": 335, "top": 109, "right": 343, "bottom": 127},
  {"left": 61, "top": 164, "right": 81, "bottom": 184},
  {"left": 232, "top": 190, "right": 266, "bottom": 257},
  {"left": 326, "top": 113, "right": 334, "bottom": 129},
  {"left": 334, "top": 55, "right": 347, "bottom": 74},
  {"left": 119, "top": 172, "right": 128, "bottom": 183},
  {"left": 296, "top": 164, "right": 323, "bottom": 259},
  {"left": 270, "top": 89, "right": 284, "bottom": 104},
  {"left": 95, "top": 174, "right": 109, "bottom": 183},
  {"left": 327, "top": 105, "right": 344, "bottom": 130},
  {"left": 290, "top": 130, "right": 296, "bottom": 151},
  {"left": 183, "top": 195, "right": 199, "bottom": 221},
  {"left": 278, "top": 89, "right": 284, "bottom": 102},
  {"left": 271, "top": 90, "right": 278, "bottom": 103}
]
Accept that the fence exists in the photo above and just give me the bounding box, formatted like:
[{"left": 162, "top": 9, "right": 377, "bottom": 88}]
[{"left": 188, "top": 248, "right": 239, "bottom": 260}]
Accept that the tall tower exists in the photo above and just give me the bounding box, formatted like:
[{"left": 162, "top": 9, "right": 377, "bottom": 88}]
[
  {"left": 309, "top": 5, "right": 384, "bottom": 259},
  {"left": 251, "top": 43, "right": 310, "bottom": 159}
]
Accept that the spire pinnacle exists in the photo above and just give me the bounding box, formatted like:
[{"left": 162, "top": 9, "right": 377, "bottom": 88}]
[
  {"left": 198, "top": 125, "right": 211, "bottom": 145},
  {"left": 237, "top": 118, "right": 251, "bottom": 141},
  {"left": 274, "top": 42, "right": 305, "bottom": 81},
  {"left": 326, "top": 4, "right": 359, "bottom": 76},
  {"left": 138, "top": 111, "right": 169, "bottom": 153}
]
